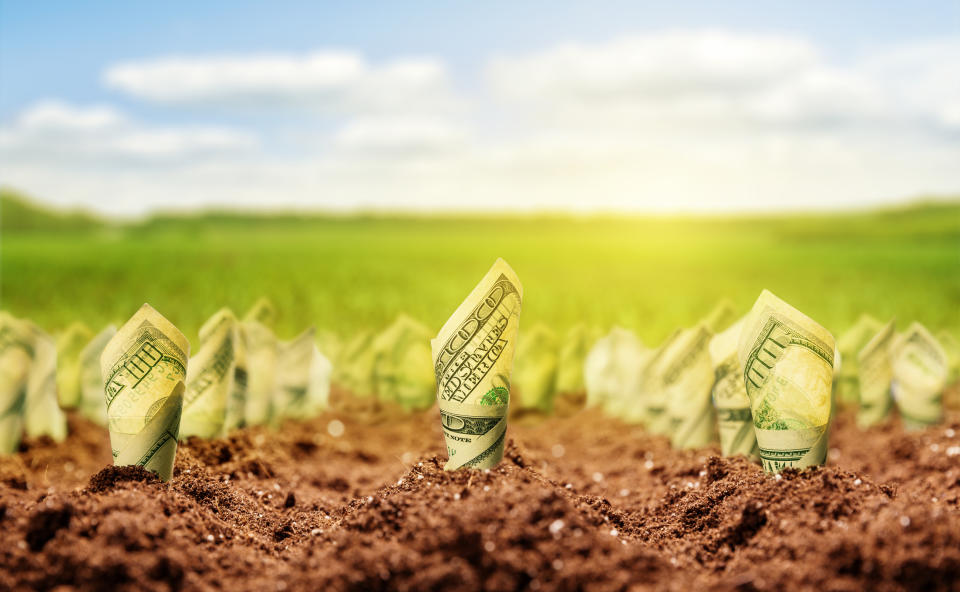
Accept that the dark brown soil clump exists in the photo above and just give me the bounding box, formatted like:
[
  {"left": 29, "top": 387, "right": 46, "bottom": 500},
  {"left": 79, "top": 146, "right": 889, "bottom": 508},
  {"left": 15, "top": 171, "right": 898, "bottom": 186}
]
[
  {"left": 0, "top": 386, "right": 958, "bottom": 591},
  {"left": 86, "top": 465, "right": 162, "bottom": 493}
]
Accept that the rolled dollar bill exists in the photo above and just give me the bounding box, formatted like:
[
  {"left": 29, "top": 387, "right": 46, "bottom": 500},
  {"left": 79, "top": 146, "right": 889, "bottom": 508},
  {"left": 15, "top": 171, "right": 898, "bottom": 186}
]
[
  {"left": 23, "top": 323, "right": 68, "bottom": 441},
  {"left": 890, "top": 322, "right": 948, "bottom": 430},
  {"left": 583, "top": 327, "right": 646, "bottom": 419},
  {"left": 856, "top": 319, "right": 895, "bottom": 429},
  {"left": 181, "top": 310, "right": 237, "bottom": 438},
  {"left": 512, "top": 323, "right": 558, "bottom": 414},
  {"left": 640, "top": 330, "right": 683, "bottom": 435},
  {"left": 337, "top": 329, "right": 377, "bottom": 397},
  {"left": 101, "top": 304, "right": 189, "bottom": 481},
  {"left": 276, "top": 327, "right": 326, "bottom": 420},
  {"left": 709, "top": 318, "right": 758, "bottom": 458},
  {"left": 936, "top": 329, "right": 959, "bottom": 384},
  {"left": 738, "top": 290, "right": 835, "bottom": 473},
  {"left": 371, "top": 315, "right": 435, "bottom": 411},
  {"left": 835, "top": 314, "right": 882, "bottom": 406},
  {"left": 78, "top": 325, "right": 117, "bottom": 426},
  {"left": 702, "top": 299, "right": 737, "bottom": 333},
  {"left": 55, "top": 322, "right": 93, "bottom": 408},
  {"left": 0, "top": 312, "right": 33, "bottom": 454},
  {"left": 199, "top": 309, "right": 246, "bottom": 434},
  {"left": 243, "top": 297, "right": 278, "bottom": 328},
  {"left": 433, "top": 258, "right": 522, "bottom": 471},
  {"left": 243, "top": 320, "right": 278, "bottom": 427},
  {"left": 555, "top": 324, "right": 599, "bottom": 396},
  {"left": 307, "top": 342, "right": 332, "bottom": 414},
  {"left": 662, "top": 324, "right": 716, "bottom": 449}
]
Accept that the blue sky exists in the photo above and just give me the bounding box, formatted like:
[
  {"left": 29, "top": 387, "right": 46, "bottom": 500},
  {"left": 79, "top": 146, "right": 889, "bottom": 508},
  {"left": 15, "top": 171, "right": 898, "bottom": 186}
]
[
  {"left": 4, "top": 0, "right": 957, "bottom": 116},
  {"left": 1, "top": 1, "right": 958, "bottom": 214}
]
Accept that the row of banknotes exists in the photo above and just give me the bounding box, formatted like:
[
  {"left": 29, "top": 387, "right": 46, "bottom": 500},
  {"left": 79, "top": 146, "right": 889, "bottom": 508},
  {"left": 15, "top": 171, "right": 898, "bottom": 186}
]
[
  {"left": 0, "top": 260, "right": 524, "bottom": 480},
  {"left": 581, "top": 299, "right": 957, "bottom": 472},
  {"left": 430, "top": 260, "right": 958, "bottom": 474},
  {"left": 341, "top": 297, "right": 958, "bottom": 436},
  {"left": 2, "top": 257, "right": 957, "bottom": 478},
  {"left": 0, "top": 299, "right": 333, "bottom": 479}
]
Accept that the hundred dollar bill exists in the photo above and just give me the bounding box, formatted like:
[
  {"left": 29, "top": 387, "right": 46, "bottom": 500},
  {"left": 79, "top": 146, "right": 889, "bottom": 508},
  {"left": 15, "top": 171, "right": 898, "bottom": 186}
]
[
  {"left": 100, "top": 304, "right": 189, "bottom": 481},
  {"left": 181, "top": 311, "right": 237, "bottom": 438},
  {"left": 702, "top": 299, "right": 737, "bottom": 333},
  {"left": 936, "top": 329, "right": 959, "bottom": 384},
  {"left": 243, "top": 320, "right": 278, "bottom": 427},
  {"left": 276, "top": 327, "right": 332, "bottom": 420},
  {"left": 0, "top": 312, "right": 33, "bottom": 454},
  {"left": 835, "top": 314, "right": 882, "bottom": 406},
  {"left": 433, "top": 258, "right": 522, "bottom": 471},
  {"left": 337, "top": 329, "right": 377, "bottom": 397},
  {"left": 275, "top": 327, "right": 313, "bottom": 419},
  {"left": 199, "top": 309, "right": 246, "bottom": 434},
  {"left": 199, "top": 308, "right": 238, "bottom": 345},
  {"left": 512, "top": 323, "right": 558, "bottom": 414},
  {"left": 856, "top": 319, "right": 895, "bottom": 429},
  {"left": 78, "top": 325, "right": 117, "bottom": 426},
  {"left": 555, "top": 324, "right": 599, "bottom": 396},
  {"left": 307, "top": 342, "right": 332, "bottom": 414},
  {"left": 640, "top": 330, "right": 683, "bottom": 435},
  {"left": 662, "top": 324, "right": 716, "bottom": 449},
  {"left": 243, "top": 297, "right": 278, "bottom": 328},
  {"left": 23, "top": 323, "right": 68, "bottom": 441},
  {"left": 55, "top": 322, "right": 93, "bottom": 408},
  {"left": 890, "top": 322, "right": 948, "bottom": 430},
  {"left": 709, "top": 318, "right": 759, "bottom": 459},
  {"left": 371, "top": 315, "right": 435, "bottom": 411},
  {"left": 738, "top": 290, "right": 835, "bottom": 473},
  {"left": 583, "top": 328, "right": 646, "bottom": 419}
]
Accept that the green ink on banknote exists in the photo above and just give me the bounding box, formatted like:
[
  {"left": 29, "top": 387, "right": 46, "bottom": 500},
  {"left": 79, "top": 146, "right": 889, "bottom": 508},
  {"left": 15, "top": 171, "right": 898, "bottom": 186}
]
[{"left": 480, "top": 386, "right": 508, "bottom": 406}]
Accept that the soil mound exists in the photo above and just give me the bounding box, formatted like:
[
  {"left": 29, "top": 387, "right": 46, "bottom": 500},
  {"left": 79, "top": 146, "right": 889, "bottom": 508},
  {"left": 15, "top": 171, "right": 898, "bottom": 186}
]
[
  {"left": 0, "top": 401, "right": 957, "bottom": 591},
  {"left": 87, "top": 465, "right": 162, "bottom": 493}
]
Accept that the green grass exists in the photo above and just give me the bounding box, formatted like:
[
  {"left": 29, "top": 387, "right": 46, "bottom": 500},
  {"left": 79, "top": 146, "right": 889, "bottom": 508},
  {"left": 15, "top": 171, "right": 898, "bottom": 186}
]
[{"left": 2, "top": 190, "right": 958, "bottom": 346}]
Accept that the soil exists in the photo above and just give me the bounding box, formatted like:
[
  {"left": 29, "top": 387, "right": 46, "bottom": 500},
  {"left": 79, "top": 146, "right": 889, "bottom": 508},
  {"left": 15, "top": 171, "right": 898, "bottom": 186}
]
[{"left": 1, "top": 386, "right": 959, "bottom": 592}]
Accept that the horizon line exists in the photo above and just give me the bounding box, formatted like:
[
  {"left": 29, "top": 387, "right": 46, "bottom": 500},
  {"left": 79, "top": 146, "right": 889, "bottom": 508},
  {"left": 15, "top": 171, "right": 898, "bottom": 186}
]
[{"left": 2, "top": 185, "right": 959, "bottom": 224}]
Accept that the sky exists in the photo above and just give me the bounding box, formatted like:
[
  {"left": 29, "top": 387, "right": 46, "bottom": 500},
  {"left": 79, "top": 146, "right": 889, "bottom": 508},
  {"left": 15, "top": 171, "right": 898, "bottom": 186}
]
[{"left": 0, "top": 0, "right": 958, "bottom": 216}]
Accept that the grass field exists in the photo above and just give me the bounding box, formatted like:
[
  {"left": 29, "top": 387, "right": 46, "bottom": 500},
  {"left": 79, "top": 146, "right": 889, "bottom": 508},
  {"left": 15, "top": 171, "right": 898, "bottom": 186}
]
[{"left": 1, "top": 190, "right": 958, "bottom": 345}]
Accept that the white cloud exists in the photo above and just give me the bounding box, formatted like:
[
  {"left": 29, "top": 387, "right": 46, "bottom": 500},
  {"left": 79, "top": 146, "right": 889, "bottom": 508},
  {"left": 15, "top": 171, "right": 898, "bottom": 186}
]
[
  {"left": 486, "top": 30, "right": 960, "bottom": 134},
  {"left": 859, "top": 39, "right": 960, "bottom": 131},
  {"left": 103, "top": 51, "right": 458, "bottom": 114},
  {"left": 488, "top": 30, "right": 819, "bottom": 104},
  {"left": 333, "top": 117, "right": 468, "bottom": 157},
  {"left": 17, "top": 101, "right": 127, "bottom": 131},
  {"left": 0, "top": 100, "right": 257, "bottom": 164},
  {"left": 470, "top": 30, "right": 960, "bottom": 210},
  {"left": 2, "top": 33, "right": 959, "bottom": 215}
]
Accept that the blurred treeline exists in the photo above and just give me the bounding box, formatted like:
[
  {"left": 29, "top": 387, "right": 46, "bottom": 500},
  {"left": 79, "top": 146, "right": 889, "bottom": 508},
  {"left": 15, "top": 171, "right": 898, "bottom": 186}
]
[{"left": 1, "top": 188, "right": 958, "bottom": 344}]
